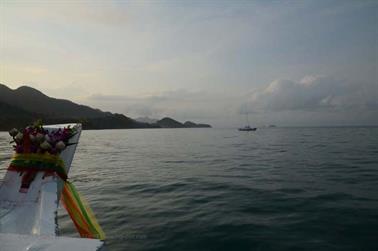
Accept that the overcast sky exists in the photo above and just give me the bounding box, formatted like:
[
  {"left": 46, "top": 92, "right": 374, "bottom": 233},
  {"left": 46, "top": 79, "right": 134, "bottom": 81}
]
[{"left": 1, "top": 0, "right": 377, "bottom": 127}]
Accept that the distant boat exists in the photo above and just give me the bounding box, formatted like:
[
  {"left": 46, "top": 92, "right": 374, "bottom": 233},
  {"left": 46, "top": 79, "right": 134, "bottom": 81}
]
[
  {"left": 238, "top": 113, "right": 257, "bottom": 131},
  {"left": 238, "top": 125, "right": 257, "bottom": 131}
]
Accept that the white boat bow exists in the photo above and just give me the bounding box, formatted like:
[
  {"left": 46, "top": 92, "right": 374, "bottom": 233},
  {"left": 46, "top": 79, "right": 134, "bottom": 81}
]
[{"left": 0, "top": 123, "right": 104, "bottom": 251}]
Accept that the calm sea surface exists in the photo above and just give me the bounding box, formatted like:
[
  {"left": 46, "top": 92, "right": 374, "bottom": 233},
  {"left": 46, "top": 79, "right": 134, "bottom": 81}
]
[{"left": 1, "top": 127, "right": 378, "bottom": 250}]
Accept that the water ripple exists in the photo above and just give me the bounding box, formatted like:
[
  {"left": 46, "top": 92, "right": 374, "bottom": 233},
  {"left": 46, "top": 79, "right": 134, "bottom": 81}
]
[{"left": 1, "top": 127, "right": 378, "bottom": 250}]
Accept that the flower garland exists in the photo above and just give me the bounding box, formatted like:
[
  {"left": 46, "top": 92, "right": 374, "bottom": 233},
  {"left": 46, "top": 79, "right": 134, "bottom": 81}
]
[{"left": 9, "top": 121, "right": 78, "bottom": 154}]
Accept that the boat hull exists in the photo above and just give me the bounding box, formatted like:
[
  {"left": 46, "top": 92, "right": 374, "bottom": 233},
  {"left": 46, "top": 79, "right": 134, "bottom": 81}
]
[
  {"left": 0, "top": 124, "right": 81, "bottom": 236},
  {"left": 238, "top": 128, "right": 257, "bottom": 131}
]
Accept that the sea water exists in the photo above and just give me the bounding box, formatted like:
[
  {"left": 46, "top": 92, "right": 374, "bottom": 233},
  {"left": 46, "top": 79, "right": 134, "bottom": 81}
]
[{"left": 1, "top": 127, "right": 377, "bottom": 250}]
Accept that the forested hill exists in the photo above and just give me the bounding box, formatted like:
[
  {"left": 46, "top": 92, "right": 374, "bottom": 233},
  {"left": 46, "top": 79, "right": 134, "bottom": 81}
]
[{"left": 0, "top": 84, "right": 211, "bottom": 130}]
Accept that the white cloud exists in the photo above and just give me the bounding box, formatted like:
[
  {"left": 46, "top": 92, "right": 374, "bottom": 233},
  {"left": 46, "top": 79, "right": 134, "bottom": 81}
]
[
  {"left": 85, "top": 89, "right": 241, "bottom": 125},
  {"left": 248, "top": 75, "right": 378, "bottom": 113},
  {"left": 81, "top": 75, "right": 378, "bottom": 127}
]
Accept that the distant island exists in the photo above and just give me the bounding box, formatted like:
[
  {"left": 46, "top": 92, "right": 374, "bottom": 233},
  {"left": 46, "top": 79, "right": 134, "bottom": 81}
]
[
  {"left": 0, "top": 84, "right": 211, "bottom": 131},
  {"left": 149, "top": 117, "right": 211, "bottom": 129}
]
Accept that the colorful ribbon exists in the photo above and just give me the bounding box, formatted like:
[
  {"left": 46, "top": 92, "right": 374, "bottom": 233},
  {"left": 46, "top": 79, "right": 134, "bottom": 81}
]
[
  {"left": 9, "top": 153, "right": 67, "bottom": 180},
  {"left": 8, "top": 153, "right": 105, "bottom": 240},
  {"left": 61, "top": 182, "right": 106, "bottom": 240}
]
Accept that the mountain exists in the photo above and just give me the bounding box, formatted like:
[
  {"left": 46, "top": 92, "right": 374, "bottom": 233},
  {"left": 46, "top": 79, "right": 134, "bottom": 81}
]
[
  {"left": 195, "top": 123, "right": 212, "bottom": 128},
  {"left": 155, "top": 118, "right": 212, "bottom": 128},
  {"left": 0, "top": 84, "right": 212, "bottom": 130},
  {"left": 0, "top": 84, "right": 151, "bottom": 130},
  {"left": 156, "top": 117, "right": 185, "bottom": 128},
  {"left": 183, "top": 121, "right": 211, "bottom": 128},
  {"left": 0, "top": 84, "right": 109, "bottom": 119},
  {"left": 0, "top": 101, "right": 40, "bottom": 130}
]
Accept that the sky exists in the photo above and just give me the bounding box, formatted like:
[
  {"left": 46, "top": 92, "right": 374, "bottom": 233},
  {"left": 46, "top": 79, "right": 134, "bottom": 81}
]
[{"left": 0, "top": 0, "right": 377, "bottom": 127}]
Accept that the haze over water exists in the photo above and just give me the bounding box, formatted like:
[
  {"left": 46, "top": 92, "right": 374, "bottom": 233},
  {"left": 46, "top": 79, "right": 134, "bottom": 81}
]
[{"left": 1, "top": 127, "right": 377, "bottom": 250}]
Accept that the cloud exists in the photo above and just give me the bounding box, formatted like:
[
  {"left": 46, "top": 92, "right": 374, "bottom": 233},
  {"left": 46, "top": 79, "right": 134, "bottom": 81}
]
[
  {"left": 247, "top": 75, "right": 378, "bottom": 113},
  {"left": 85, "top": 89, "right": 240, "bottom": 123},
  {"left": 2, "top": 1, "right": 129, "bottom": 27},
  {"left": 82, "top": 76, "right": 378, "bottom": 127}
]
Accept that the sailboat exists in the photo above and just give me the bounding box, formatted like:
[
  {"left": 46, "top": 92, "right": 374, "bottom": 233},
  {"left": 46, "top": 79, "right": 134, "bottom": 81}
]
[{"left": 238, "top": 113, "right": 257, "bottom": 131}]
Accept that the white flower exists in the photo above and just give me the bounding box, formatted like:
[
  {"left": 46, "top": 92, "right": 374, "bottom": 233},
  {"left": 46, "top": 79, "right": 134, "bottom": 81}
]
[
  {"left": 45, "top": 135, "right": 51, "bottom": 143},
  {"left": 55, "top": 141, "right": 66, "bottom": 151},
  {"left": 35, "top": 133, "right": 44, "bottom": 142},
  {"left": 9, "top": 128, "right": 18, "bottom": 137},
  {"left": 15, "top": 132, "right": 23, "bottom": 142},
  {"left": 40, "top": 141, "right": 52, "bottom": 150},
  {"left": 29, "top": 134, "right": 36, "bottom": 142}
]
